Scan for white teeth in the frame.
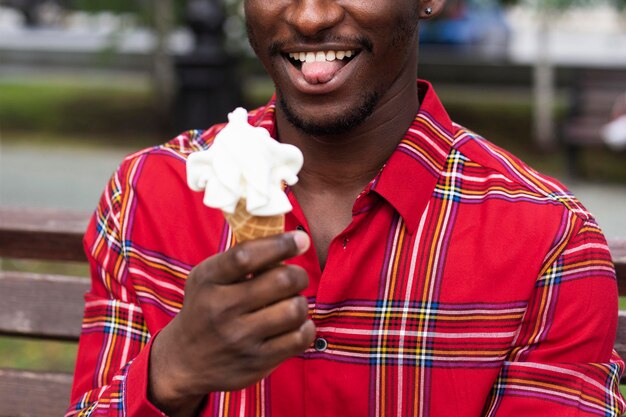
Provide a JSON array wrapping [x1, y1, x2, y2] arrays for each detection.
[[288, 50, 355, 63]]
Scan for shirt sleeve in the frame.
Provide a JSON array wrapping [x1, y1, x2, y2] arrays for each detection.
[[483, 215, 626, 417], [65, 160, 166, 417]]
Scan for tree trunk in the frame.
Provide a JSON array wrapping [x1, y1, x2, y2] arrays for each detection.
[[153, 0, 176, 130], [533, 11, 556, 150]]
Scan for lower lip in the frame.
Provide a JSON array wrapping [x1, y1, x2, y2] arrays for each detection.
[[283, 55, 360, 96]]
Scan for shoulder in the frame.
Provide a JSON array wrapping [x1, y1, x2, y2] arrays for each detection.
[[448, 124, 593, 223], [118, 102, 274, 171], [124, 126, 223, 167]]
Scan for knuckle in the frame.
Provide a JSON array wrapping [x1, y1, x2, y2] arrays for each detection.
[[287, 296, 308, 323], [297, 325, 315, 350], [274, 266, 308, 293], [230, 245, 252, 270], [185, 267, 202, 290], [183, 279, 196, 297], [292, 331, 306, 350], [273, 268, 296, 291], [288, 329, 309, 353], [203, 290, 232, 322], [290, 266, 309, 291], [222, 325, 250, 351]]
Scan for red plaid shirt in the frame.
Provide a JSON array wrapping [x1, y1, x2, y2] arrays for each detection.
[[68, 81, 625, 417]]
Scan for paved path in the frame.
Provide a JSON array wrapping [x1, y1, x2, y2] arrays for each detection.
[[0, 142, 131, 213], [2, 142, 625, 239]]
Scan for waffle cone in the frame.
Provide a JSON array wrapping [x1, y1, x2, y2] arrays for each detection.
[[223, 199, 285, 243]]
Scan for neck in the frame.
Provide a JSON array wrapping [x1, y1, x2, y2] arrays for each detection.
[[277, 78, 419, 194]]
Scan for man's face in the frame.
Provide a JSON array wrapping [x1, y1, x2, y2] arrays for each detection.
[[244, 0, 421, 136]]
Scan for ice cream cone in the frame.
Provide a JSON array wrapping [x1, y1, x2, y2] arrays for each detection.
[[187, 108, 303, 239], [223, 199, 285, 243]]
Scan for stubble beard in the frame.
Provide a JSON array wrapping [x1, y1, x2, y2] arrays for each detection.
[[277, 88, 381, 137]]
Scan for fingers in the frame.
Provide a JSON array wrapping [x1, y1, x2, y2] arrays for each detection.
[[238, 264, 309, 313], [258, 320, 317, 362], [169, 230, 314, 394], [243, 295, 310, 339], [193, 231, 310, 285]]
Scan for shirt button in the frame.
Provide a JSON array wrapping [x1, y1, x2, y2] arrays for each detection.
[[314, 337, 328, 352], [296, 225, 306, 232]]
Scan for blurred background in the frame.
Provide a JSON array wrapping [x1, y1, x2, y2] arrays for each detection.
[[0, 0, 625, 376]]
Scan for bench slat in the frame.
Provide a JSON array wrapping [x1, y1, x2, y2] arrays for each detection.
[[0, 271, 89, 341], [617, 312, 626, 367], [0, 207, 89, 262], [0, 368, 72, 417], [561, 68, 626, 177], [612, 239, 626, 297]]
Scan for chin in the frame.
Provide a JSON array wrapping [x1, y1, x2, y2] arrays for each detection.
[[277, 88, 380, 137]]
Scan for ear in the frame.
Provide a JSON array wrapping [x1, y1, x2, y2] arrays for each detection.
[[418, 0, 446, 19]]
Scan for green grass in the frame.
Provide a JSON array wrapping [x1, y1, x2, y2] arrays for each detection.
[[1, 258, 89, 276], [0, 337, 77, 373], [0, 77, 161, 146]]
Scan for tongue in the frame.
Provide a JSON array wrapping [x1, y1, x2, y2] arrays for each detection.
[[301, 60, 346, 84]]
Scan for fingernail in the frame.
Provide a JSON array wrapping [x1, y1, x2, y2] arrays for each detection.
[[293, 231, 310, 254]]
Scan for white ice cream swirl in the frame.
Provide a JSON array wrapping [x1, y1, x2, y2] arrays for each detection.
[[187, 108, 303, 216]]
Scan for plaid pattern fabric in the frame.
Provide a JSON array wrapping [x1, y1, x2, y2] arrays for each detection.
[[67, 81, 625, 417]]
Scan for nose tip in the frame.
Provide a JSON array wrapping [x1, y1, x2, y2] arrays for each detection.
[[285, 0, 344, 38]]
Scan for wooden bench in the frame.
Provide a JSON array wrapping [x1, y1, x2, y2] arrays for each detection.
[[1, 206, 626, 417], [0, 207, 88, 417], [561, 68, 626, 178]]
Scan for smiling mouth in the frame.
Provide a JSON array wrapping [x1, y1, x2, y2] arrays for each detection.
[[287, 49, 358, 67], [284, 49, 359, 85]]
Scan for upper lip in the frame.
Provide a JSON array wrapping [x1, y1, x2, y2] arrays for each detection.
[[281, 44, 362, 54]]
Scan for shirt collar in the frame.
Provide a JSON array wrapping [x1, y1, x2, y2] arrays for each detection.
[[369, 80, 456, 233], [248, 80, 456, 234]]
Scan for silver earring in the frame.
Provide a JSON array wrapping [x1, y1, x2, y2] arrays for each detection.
[[424, 7, 433, 15]]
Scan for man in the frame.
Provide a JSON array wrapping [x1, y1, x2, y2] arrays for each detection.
[[67, 0, 625, 416]]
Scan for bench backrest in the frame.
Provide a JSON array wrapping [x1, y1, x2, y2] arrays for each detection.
[[0, 207, 88, 417], [0, 206, 625, 417], [563, 68, 626, 147]]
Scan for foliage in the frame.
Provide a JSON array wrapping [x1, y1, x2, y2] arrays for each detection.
[[496, 0, 625, 9], [69, 0, 187, 25], [71, 0, 141, 14], [0, 79, 161, 143]]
